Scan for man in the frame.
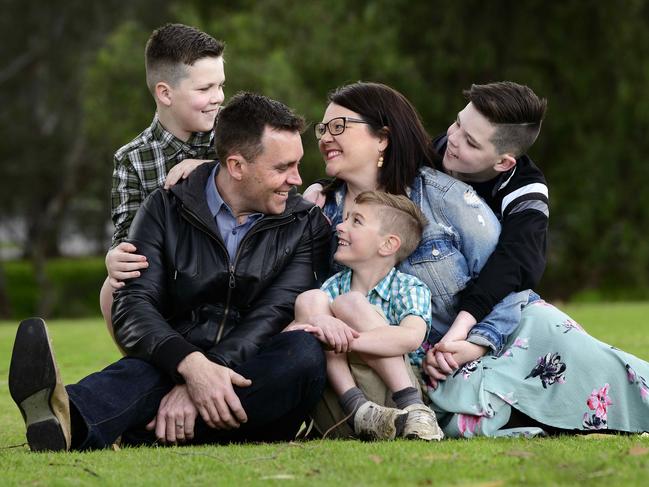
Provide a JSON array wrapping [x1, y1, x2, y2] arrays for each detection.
[[9, 92, 330, 451]]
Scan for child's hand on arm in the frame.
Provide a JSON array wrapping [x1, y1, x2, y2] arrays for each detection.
[[105, 243, 148, 289], [164, 159, 211, 189], [305, 314, 359, 353]]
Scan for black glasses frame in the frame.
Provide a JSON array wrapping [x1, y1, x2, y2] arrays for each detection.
[[314, 116, 369, 140]]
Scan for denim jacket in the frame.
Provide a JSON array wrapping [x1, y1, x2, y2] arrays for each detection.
[[322, 167, 530, 354]]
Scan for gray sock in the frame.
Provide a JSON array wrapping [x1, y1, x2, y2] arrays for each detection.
[[339, 387, 368, 427], [392, 386, 422, 409]]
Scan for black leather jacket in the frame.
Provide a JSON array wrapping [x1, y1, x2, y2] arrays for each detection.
[[112, 162, 330, 381]]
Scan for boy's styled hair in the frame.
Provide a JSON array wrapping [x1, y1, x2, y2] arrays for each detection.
[[145, 23, 224, 94], [464, 81, 547, 157], [215, 92, 305, 162], [355, 191, 428, 263]]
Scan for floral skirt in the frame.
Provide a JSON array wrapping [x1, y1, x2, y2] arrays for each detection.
[[422, 300, 649, 437]]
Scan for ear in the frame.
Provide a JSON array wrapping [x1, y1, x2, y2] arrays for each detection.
[[224, 154, 246, 181], [378, 234, 401, 258], [155, 81, 173, 107], [377, 127, 390, 152], [493, 154, 517, 173]]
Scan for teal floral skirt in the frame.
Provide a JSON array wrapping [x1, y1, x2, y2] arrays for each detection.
[[421, 300, 649, 437]]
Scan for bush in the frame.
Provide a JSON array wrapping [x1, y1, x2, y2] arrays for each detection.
[[4, 258, 105, 319]]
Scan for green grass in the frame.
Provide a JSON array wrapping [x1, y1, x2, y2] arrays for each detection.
[[2, 303, 649, 486]]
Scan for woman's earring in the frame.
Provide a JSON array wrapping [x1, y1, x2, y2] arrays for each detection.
[[377, 153, 384, 168]]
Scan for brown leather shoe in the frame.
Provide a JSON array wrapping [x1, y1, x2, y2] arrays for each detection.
[[9, 318, 71, 452]]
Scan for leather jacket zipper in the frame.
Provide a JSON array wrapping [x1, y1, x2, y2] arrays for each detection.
[[180, 205, 295, 344]]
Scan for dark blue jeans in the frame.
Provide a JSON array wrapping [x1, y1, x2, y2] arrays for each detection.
[[66, 331, 326, 450]]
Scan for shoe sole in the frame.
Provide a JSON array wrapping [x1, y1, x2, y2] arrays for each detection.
[[405, 430, 444, 441], [8, 318, 68, 452]]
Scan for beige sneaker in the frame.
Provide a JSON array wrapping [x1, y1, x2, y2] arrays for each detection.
[[402, 403, 444, 441], [353, 401, 408, 441], [9, 318, 71, 452]]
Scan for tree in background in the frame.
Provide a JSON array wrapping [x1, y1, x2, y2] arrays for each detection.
[[3, 0, 649, 318], [0, 0, 170, 315]]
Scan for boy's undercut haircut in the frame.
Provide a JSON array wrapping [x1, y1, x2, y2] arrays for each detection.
[[215, 92, 305, 162], [145, 23, 224, 95], [355, 191, 428, 263], [465, 81, 547, 157]]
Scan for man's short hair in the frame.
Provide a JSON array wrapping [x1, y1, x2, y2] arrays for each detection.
[[464, 81, 547, 157], [145, 23, 224, 94], [355, 191, 428, 263], [215, 92, 305, 162]]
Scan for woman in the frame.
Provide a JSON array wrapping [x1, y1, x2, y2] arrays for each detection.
[[308, 81, 649, 437]]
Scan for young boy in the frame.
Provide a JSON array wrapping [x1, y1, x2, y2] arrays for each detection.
[[428, 81, 548, 378], [289, 191, 443, 441], [100, 23, 226, 331]]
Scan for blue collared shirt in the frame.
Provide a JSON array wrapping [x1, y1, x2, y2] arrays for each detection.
[[205, 164, 263, 260]]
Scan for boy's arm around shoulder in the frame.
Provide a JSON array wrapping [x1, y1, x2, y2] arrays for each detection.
[[459, 161, 548, 322]]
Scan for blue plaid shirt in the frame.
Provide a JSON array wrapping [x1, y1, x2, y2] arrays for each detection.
[[320, 267, 432, 335]]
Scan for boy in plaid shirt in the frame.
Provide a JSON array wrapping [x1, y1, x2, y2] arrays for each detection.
[[287, 191, 443, 441], [100, 24, 225, 334]]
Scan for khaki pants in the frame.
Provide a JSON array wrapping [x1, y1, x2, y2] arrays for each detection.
[[310, 352, 423, 438]]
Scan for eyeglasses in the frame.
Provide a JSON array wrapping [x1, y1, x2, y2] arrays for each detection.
[[314, 117, 369, 140]]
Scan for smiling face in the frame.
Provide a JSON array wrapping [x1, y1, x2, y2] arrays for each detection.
[[442, 102, 506, 183], [238, 127, 304, 215], [166, 56, 225, 140], [317, 103, 386, 186], [334, 202, 387, 267]]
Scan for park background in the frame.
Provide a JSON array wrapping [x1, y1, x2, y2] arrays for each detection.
[[2, 0, 649, 319]]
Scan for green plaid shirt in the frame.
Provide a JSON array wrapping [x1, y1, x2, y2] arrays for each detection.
[[110, 114, 217, 247]]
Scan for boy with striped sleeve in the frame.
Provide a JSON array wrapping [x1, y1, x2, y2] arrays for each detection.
[[429, 81, 548, 372]]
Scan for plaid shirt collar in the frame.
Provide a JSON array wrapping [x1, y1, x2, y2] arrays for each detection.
[[150, 114, 214, 160], [340, 267, 398, 301]]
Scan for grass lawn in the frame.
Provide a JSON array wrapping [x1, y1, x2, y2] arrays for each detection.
[[2, 302, 649, 486]]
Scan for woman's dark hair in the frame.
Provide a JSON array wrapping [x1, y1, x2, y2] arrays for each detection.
[[324, 82, 437, 196]]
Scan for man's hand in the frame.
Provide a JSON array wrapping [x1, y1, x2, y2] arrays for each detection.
[[306, 314, 359, 353], [178, 352, 252, 430], [164, 159, 209, 189], [302, 183, 326, 208], [146, 384, 197, 443], [105, 242, 148, 288]]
